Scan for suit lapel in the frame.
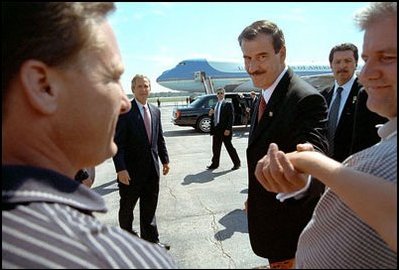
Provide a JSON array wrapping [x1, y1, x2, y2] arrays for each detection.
[[148, 104, 155, 145], [335, 78, 360, 133], [132, 99, 151, 144], [220, 101, 226, 117], [325, 87, 334, 106], [249, 69, 291, 146]]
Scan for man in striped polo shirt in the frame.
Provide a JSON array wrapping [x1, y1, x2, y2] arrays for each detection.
[[255, 2, 397, 268], [2, 3, 176, 268]]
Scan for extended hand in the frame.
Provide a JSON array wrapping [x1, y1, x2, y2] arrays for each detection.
[[255, 143, 308, 193], [208, 108, 214, 116]]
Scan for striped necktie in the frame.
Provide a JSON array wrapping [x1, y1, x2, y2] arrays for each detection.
[[327, 87, 343, 156]]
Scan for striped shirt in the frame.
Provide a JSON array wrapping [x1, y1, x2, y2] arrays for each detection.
[[2, 165, 177, 269], [296, 118, 397, 268]]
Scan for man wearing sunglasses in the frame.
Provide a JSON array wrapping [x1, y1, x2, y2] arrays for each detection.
[[207, 87, 241, 171]]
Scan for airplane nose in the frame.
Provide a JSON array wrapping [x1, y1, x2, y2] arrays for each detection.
[[156, 70, 169, 83], [156, 74, 163, 83]]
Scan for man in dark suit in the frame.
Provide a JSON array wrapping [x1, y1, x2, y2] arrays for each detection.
[[238, 20, 329, 268], [245, 91, 258, 127], [248, 91, 258, 113], [321, 43, 387, 162], [113, 74, 170, 250], [207, 87, 241, 170]]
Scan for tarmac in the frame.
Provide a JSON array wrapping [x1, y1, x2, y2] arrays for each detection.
[[92, 102, 268, 269]]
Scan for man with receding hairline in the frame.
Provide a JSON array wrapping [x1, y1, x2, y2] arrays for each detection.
[[238, 19, 328, 268], [2, 3, 176, 268]]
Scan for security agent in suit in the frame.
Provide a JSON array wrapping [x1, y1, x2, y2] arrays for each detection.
[[207, 87, 241, 170], [245, 91, 258, 125], [238, 20, 328, 268], [321, 43, 387, 162], [249, 91, 258, 113], [112, 74, 170, 250]]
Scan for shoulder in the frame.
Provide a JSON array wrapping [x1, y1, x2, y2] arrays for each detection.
[[319, 82, 334, 94], [149, 103, 160, 112], [63, 205, 177, 268], [223, 101, 233, 108], [93, 225, 177, 268], [288, 75, 324, 100]]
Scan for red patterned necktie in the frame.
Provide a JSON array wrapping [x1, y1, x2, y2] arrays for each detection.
[[258, 95, 266, 123], [143, 105, 152, 143]]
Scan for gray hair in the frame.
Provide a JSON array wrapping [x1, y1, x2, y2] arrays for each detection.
[[354, 2, 397, 30], [2, 2, 115, 102]]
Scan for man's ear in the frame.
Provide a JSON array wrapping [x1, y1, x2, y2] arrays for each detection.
[[19, 60, 59, 114], [279, 46, 286, 62]]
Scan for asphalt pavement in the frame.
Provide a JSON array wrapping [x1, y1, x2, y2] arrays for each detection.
[[92, 102, 267, 269]]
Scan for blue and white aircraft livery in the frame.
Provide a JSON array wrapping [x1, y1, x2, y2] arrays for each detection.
[[156, 58, 334, 92]]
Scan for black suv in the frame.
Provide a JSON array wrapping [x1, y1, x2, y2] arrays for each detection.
[[172, 93, 254, 133]]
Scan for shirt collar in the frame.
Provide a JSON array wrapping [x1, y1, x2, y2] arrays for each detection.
[[261, 66, 288, 103], [334, 75, 356, 93], [378, 117, 397, 141], [2, 165, 107, 213], [135, 99, 148, 108]]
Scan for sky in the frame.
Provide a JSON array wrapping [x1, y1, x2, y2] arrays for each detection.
[[108, 2, 370, 93]]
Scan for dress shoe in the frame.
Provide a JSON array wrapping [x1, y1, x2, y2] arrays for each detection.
[[231, 164, 241, 170], [155, 242, 170, 250], [206, 164, 218, 170], [129, 229, 139, 237]]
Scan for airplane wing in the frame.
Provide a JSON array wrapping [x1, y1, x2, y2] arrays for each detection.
[[301, 73, 335, 91]]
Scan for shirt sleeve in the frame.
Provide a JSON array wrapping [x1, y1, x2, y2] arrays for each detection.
[[275, 175, 312, 202]]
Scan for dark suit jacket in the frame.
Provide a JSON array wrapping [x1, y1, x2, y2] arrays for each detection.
[[321, 78, 387, 162], [247, 68, 328, 260], [248, 95, 258, 121], [112, 100, 169, 182], [249, 95, 258, 113], [210, 101, 234, 137]]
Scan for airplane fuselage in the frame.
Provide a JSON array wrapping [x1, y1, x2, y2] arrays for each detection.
[[156, 59, 333, 92]]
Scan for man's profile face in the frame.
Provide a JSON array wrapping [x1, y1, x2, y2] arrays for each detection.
[[56, 21, 130, 166]]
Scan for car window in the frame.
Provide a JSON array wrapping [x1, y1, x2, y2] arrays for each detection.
[[208, 97, 217, 108], [190, 97, 205, 108]]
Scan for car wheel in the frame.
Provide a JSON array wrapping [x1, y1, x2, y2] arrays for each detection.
[[196, 116, 211, 133]]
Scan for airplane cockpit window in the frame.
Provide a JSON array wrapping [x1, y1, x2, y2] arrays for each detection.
[[178, 61, 186, 66]]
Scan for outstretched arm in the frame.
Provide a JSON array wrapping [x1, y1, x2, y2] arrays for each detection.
[[286, 150, 396, 251]]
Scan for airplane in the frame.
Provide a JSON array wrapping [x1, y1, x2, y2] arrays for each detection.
[[156, 58, 335, 93]]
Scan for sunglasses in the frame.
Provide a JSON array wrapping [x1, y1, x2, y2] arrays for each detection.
[[216, 92, 224, 95]]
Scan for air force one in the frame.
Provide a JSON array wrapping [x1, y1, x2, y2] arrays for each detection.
[[156, 58, 334, 93]]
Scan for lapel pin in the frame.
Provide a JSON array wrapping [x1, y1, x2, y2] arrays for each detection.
[[269, 111, 273, 117], [352, 96, 357, 104]]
